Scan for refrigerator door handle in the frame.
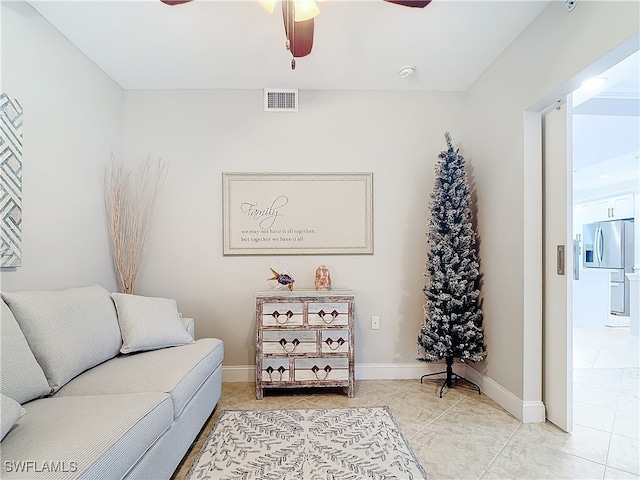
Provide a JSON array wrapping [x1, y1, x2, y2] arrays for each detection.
[[598, 226, 604, 264], [594, 226, 601, 264]]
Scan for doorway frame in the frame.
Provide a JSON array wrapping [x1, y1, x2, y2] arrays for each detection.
[[522, 35, 640, 425]]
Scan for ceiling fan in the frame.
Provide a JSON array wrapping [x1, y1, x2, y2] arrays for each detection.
[[160, 0, 431, 70]]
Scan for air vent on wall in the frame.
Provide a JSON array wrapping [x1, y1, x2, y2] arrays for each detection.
[[264, 89, 298, 112]]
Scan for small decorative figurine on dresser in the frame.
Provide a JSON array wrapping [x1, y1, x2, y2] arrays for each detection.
[[268, 267, 295, 290], [315, 265, 331, 291]]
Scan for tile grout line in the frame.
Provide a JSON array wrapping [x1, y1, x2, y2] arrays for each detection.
[[406, 394, 468, 439], [591, 327, 611, 368], [483, 423, 618, 479], [476, 421, 523, 479], [530, 428, 612, 472], [603, 376, 631, 477], [601, 432, 612, 480], [572, 398, 618, 434]]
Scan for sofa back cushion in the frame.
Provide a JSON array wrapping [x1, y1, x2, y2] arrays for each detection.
[[0, 300, 51, 403], [2, 285, 122, 392]]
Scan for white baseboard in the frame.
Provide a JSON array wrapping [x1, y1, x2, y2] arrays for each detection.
[[522, 401, 546, 423], [462, 365, 545, 423], [221, 362, 545, 423], [355, 362, 449, 379], [222, 365, 255, 383]]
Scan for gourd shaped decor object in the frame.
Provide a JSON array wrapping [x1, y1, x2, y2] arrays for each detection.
[[315, 265, 331, 291]]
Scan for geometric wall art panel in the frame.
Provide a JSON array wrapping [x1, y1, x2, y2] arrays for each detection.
[[0, 93, 23, 267]]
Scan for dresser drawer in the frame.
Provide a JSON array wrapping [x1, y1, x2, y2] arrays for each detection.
[[262, 330, 316, 354], [307, 302, 349, 326], [261, 358, 290, 383], [261, 302, 304, 326], [321, 329, 350, 353], [294, 357, 349, 381]]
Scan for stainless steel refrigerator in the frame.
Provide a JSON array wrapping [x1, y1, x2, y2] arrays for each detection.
[[583, 219, 635, 315]]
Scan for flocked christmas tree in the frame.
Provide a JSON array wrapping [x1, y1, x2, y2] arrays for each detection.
[[418, 133, 486, 397]]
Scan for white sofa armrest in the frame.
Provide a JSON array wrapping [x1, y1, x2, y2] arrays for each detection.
[[181, 317, 195, 339]]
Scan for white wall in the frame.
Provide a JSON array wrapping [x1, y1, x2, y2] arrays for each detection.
[[123, 89, 466, 367], [464, 1, 639, 403], [0, 1, 124, 292]]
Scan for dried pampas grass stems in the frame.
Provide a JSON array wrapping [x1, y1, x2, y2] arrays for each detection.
[[105, 154, 167, 294]]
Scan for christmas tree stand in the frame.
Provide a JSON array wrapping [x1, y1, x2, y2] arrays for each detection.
[[420, 356, 482, 398]]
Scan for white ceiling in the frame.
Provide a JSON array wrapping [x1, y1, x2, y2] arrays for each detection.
[[572, 51, 639, 197], [27, 0, 552, 91], [22, 0, 639, 196]]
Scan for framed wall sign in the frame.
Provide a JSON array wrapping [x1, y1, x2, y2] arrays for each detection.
[[223, 172, 373, 255]]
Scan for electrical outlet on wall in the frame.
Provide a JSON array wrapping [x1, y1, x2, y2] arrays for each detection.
[[371, 315, 380, 330]]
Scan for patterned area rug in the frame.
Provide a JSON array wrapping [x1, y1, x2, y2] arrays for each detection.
[[186, 406, 429, 480]]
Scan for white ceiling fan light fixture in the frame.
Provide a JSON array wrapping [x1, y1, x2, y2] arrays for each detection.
[[255, 0, 432, 70], [257, 0, 277, 14], [294, 0, 321, 22], [399, 66, 416, 78], [258, 0, 321, 20]]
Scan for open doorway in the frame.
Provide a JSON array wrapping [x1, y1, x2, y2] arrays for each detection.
[[570, 50, 639, 437]]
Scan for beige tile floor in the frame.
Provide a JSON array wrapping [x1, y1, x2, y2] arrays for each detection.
[[572, 322, 639, 480], [172, 320, 639, 480], [574, 318, 638, 370]]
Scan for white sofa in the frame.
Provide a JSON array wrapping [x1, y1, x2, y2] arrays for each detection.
[[0, 285, 224, 479]]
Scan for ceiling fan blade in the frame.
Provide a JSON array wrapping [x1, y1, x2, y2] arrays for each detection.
[[288, 20, 314, 58], [383, 0, 432, 7], [160, 0, 194, 5], [282, 0, 314, 58]]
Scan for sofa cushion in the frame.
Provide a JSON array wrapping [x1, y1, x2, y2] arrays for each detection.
[[112, 293, 195, 354], [56, 338, 224, 418], [0, 392, 172, 479], [1, 285, 122, 392], [0, 394, 25, 441], [0, 300, 51, 403]]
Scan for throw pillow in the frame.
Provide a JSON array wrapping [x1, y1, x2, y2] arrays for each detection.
[[2, 285, 122, 393], [1, 393, 26, 441], [112, 293, 194, 354], [0, 300, 51, 403]]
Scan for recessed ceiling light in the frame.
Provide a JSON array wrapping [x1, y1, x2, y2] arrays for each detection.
[[399, 66, 416, 78], [581, 76, 608, 90], [599, 174, 609, 179]]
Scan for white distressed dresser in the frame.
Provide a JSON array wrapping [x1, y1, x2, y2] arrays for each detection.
[[255, 290, 355, 399]]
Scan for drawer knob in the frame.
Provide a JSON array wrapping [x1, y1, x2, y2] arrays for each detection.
[[324, 337, 346, 350], [311, 365, 332, 380], [265, 365, 287, 382], [279, 337, 300, 353]]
